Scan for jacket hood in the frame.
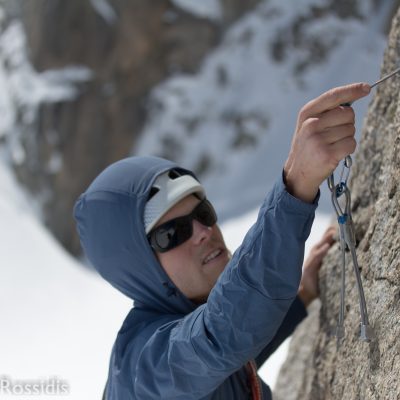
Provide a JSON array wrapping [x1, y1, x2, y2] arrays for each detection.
[[73, 156, 199, 315]]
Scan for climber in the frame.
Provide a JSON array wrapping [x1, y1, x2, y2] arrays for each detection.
[[73, 82, 370, 399]]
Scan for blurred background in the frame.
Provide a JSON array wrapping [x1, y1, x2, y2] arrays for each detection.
[[0, 0, 397, 398]]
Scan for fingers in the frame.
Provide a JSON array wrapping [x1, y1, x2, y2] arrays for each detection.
[[321, 124, 356, 145], [301, 107, 357, 161], [329, 136, 357, 162], [299, 83, 370, 123], [318, 106, 355, 130], [303, 240, 331, 281], [325, 225, 337, 237], [321, 225, 336, 241], [285, 83, 369, 203], [314, 226, 336, 250], [301, 106, 355, 141], [315, 242, 331, 260]]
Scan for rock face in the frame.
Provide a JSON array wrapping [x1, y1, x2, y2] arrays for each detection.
[[274, 7, 400, 400], [13, 0, 259, 255]]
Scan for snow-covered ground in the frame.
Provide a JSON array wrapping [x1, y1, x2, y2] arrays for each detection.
[[0, 153, 331, 399], [0, 158, 132, 399]]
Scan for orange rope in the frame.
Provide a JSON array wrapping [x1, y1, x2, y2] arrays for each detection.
[[246, 360, 262, 400]]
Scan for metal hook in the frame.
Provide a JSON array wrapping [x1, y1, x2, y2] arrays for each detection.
[[327, 156, 353, 197]]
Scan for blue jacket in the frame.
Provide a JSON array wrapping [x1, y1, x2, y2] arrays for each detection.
[[73, 156, 318, 399]]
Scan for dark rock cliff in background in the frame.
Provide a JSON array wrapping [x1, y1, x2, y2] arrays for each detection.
[[2, 0, 397, 260], [274, 6, 400, 399], [8, 0, 259, 256]]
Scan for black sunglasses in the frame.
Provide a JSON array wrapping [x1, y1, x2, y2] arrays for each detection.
[[147, 199, 217, 253]]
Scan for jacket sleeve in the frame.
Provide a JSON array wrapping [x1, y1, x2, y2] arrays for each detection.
[[254, 295, 307, 368], [134, 175, 318, 399]]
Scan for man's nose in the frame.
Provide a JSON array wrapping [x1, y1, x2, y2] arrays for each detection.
[[191, 219, 213, 245]]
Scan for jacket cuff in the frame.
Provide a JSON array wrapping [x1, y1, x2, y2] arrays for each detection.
[[279, 169, 320, 214]]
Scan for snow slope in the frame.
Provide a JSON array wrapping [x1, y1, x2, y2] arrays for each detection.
[[0, 157, 132, 399]]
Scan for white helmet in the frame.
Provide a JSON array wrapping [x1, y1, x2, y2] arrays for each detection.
[[144, 169, 205, 234]]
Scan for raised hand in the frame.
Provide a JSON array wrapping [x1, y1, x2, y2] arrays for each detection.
[[284, 83, 370, 203]]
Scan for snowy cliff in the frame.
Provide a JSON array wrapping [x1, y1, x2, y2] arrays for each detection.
[[0, 0, 392, 255]]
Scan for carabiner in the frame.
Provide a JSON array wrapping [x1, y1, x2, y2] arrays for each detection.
[[327, 156, 352, 197], [339, 156, 352, 188]]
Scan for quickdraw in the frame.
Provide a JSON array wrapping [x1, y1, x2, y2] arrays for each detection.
[[327, 66, 400, 342], [328, 156, 374, 341]]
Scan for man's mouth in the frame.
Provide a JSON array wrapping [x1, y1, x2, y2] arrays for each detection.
[[202, 249, 223, 265]]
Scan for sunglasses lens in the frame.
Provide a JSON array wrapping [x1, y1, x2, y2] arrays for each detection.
[[154, 225, 176, 250], [152, 217, 192, 252], [149, 199, 217, 253], [194, 200, 217, 226], [174, 218, 193, 245]]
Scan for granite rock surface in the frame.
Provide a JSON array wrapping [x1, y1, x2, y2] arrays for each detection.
[[274, 7, 400, 400]]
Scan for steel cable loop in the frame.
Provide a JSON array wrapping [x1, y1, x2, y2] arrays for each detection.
[[327, 160, 374, 341]]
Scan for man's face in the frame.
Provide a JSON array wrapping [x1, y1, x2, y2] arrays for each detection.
[[155, 195, 230, 304]]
